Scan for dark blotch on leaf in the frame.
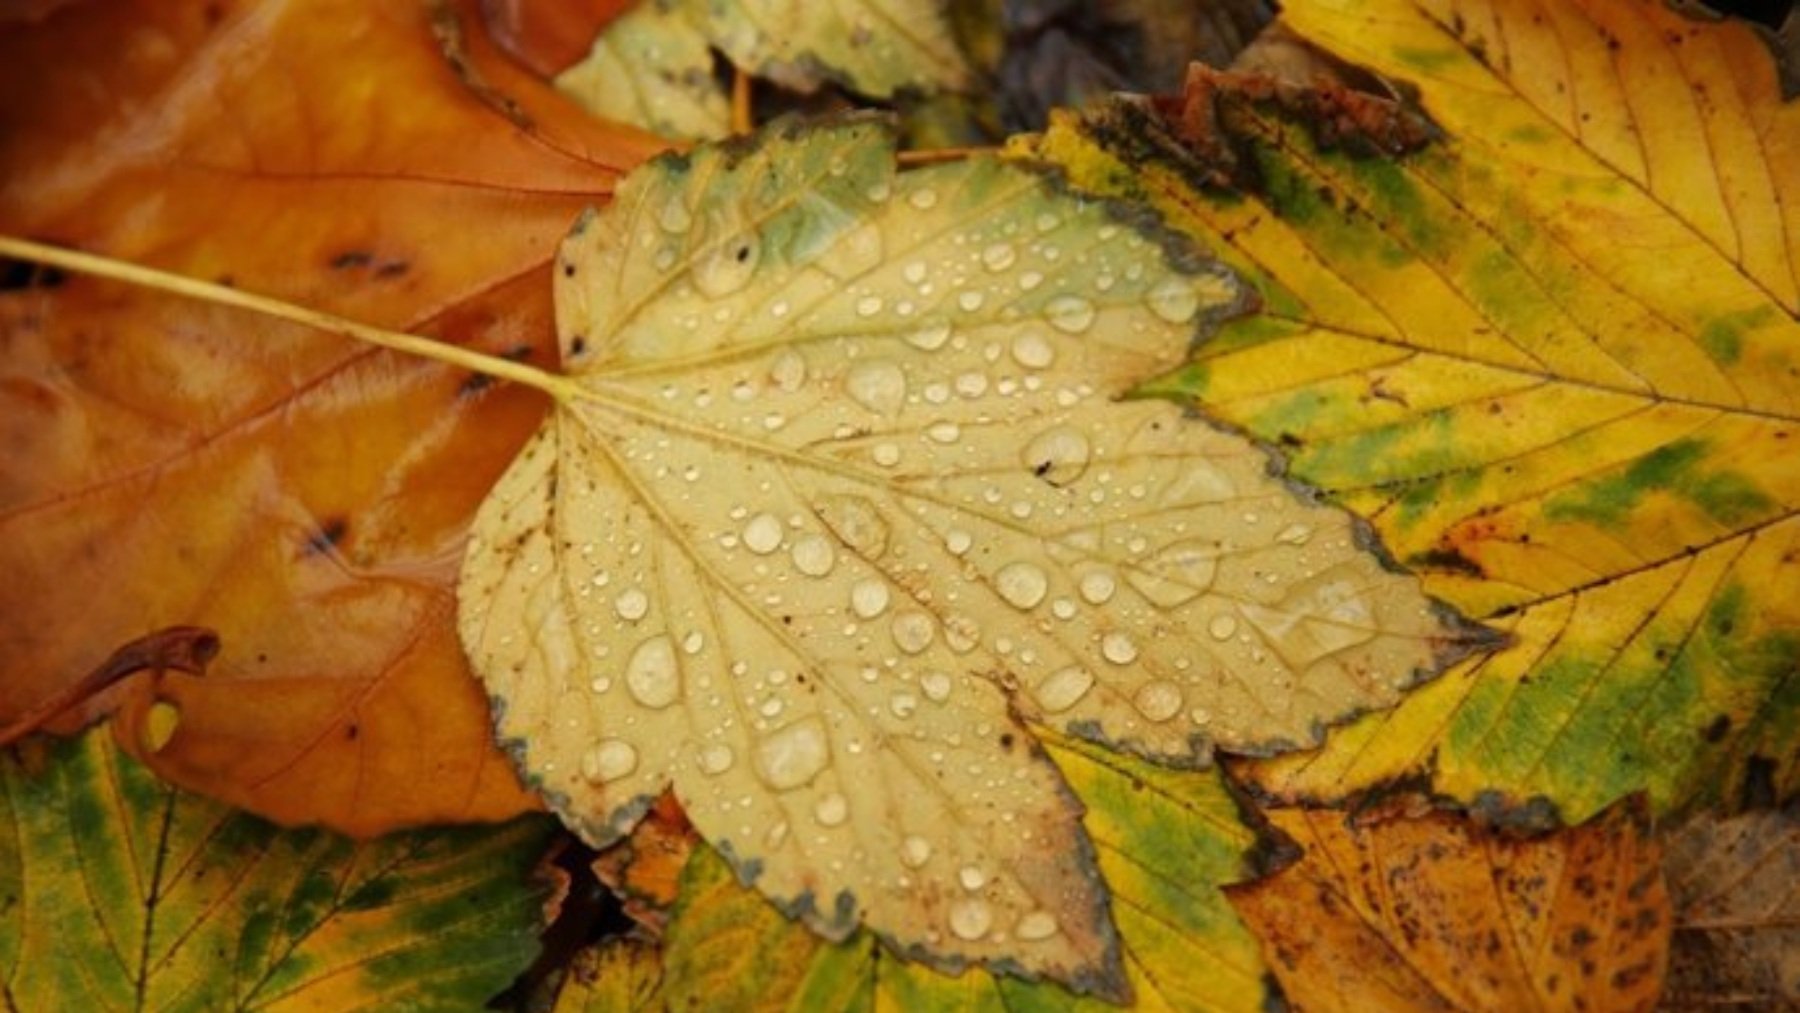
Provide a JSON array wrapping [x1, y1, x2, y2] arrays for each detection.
[[304, 517, 348, 555], [1741, 754, 1778, 808], [0, 257, 67, 290], [1703, 714, 1732, 742]]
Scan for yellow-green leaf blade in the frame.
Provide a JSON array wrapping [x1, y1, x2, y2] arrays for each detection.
[[1032, 0, 1800, 821], [556, 2, 731, 142], [697, 0, 970, 98], [460, 118, 1476, 991], [0, 729, 556, 1010], [654, 732, 1276, 1012]]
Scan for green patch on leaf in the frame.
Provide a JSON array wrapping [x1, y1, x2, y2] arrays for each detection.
[[1545, 438, 1774, 527]]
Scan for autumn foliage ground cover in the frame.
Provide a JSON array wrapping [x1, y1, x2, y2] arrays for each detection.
[[1, 0, 1796, 1009]]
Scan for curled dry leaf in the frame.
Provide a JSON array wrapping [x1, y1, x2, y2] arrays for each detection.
[[1228, 802, 1672, 1012], [0, 0, 664, 833], [457, 117, 1486, 991]]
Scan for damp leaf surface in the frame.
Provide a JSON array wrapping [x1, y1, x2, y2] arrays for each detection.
[[457, 118, 1476, 989], [1227, 802, 1672, 1012], [1034, 0, 1800, 822], [0, 729, 557, 1010]]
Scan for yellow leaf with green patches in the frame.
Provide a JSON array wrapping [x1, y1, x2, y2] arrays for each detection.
[[575, 0, 971, 103], [557, 1, 732, 142], [457, 116, 1481, 994], [0, 729, 555, 1009], [1027, 0, 1800, 822], [653, 732, 1278, 1012]]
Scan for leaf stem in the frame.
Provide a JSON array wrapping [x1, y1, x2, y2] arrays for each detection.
[[0, 235, 579, 401]]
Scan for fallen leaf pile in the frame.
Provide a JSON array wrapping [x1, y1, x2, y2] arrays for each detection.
[[1, 0, 1793, 1009]]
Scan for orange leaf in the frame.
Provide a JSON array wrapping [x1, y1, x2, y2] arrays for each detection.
[[591, 792, 698, 937], [479, 0, 636, 77], [1227, 802, 1671, 1012], [0, 0, 667, 834]]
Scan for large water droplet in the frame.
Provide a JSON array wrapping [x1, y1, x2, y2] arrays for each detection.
[[845, 359, 907, 415], [908, 187, 938, 210], [814, 792, 849, 827], [949, 899, 994, 940], [1045, 295, 1096, 333], [904, 320, 951, 351], [1022, 426, 1092, 486], [1016, 911, 1060, 941], [614, 588, 650, 622], [1146, 276, 1200, 323], [819, 495, 891, 558], [1208, 613, 1239, 640], [851, 579, 891, 619], [981, 242, 1016, 272], [755, 717, 830, 790], [768, 349, 807, 391], [900, 835, 932, 868], [625, 635, 681, 709], [693, 231, 760, 298], [1078, 569, 1117, 605], [743, 513, 783, 555], [1101, 632, 1139, 665], [699, 743, 735, 775], [1127, 538, 1222, 608], [1010, 331, 1056, 369], [943, 614, 981, 653], [1133, 680, 1183, 722], [958, 864, 987, 891], [995, 562, 1049, 610], [791, 533, 836, 577], [581, 739, 639, 783], [891, 610, 935, 654], [1036, 666, 1094, 713], [658, 195, 693, 234], [920, 671, 952, 702]]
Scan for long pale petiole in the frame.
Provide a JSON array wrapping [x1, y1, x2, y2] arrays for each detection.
[[0, 235, 580, 401]]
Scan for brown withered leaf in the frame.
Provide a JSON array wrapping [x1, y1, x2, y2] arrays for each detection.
[[0, 0, 665, 834], [1228, 801, 1671, 1011], [1662, 805, 1800, 1010]]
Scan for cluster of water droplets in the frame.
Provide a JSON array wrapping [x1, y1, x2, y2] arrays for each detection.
[[485, 132, 1451, 967]]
